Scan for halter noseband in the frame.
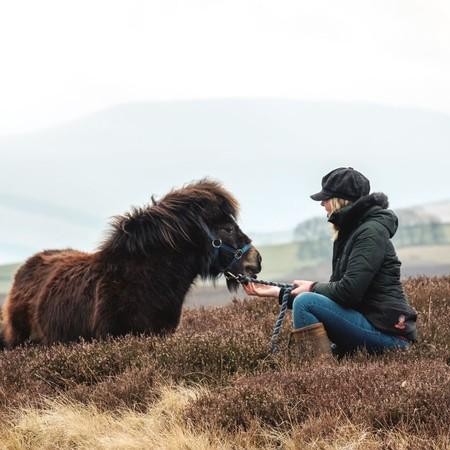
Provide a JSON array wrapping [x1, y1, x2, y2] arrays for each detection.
[[199, 219, 252, 276]]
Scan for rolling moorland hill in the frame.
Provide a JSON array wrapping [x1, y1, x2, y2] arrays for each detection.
[[0, 275, 448, 448], [1, 99, 449, 307], [1, 99, 450, 263]]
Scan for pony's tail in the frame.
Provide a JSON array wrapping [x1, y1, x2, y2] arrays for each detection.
[[0, 329, 5, 350], [0, 313, 7, 350]]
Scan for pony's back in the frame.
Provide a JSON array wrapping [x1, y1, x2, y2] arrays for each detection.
[[2, 249, 96, 347]]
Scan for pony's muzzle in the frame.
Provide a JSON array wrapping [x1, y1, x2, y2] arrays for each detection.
[[242, 246, 262, 276]]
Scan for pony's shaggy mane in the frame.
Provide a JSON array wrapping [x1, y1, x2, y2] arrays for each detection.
[[99, 179, 240, 257]]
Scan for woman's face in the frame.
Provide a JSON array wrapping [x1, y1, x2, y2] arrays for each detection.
[[321, 199, 333, 216]]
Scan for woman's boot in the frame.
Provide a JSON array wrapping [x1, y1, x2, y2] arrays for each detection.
[[288, 322, 332, 360]]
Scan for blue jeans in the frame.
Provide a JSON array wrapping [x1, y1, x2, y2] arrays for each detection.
[[292, 292, 410, 355]]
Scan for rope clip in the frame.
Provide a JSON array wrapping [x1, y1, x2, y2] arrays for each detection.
[[225, 271, 244, 282]]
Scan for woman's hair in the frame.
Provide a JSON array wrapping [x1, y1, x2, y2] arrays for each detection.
[[328, 197, 352, 240]]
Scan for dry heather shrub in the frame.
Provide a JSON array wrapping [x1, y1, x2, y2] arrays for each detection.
[[403, 276, 450, 356], [0, 344, 67, 411], [0, 337, 159, 413], [67, 366, 158, 412], [48, 329, 276, 406], [150, 329, 275, 383], [31, 338, 156, 387], [0, 324, 278, 414], [186, 359, 450, 437], [179, 296, 283, 335]]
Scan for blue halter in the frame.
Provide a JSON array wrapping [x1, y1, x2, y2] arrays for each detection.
[[199, 219, 253, 274]]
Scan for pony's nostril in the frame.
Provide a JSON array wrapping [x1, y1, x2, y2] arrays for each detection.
[[244, 263, 261, 275]]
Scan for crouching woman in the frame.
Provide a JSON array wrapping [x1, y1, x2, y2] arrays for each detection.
[[244, 167, 417, 358]]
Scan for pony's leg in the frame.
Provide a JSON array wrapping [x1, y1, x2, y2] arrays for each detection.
[[2, 293, 31, 348]]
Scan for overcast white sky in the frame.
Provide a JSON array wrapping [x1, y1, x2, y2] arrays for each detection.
[[1, 0, 449, 135]]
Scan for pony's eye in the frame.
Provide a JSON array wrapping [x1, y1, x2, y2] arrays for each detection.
[[223, 225, 234, 234]]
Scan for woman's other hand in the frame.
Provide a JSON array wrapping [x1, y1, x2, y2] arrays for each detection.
[[243, 282, 281, 298], [291, 280, 314, 296]]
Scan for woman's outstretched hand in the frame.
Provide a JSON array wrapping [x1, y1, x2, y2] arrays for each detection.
[[243, 282, 281, 298]]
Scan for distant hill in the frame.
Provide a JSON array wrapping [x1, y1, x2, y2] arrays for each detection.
[[1, 99, 450, 263]]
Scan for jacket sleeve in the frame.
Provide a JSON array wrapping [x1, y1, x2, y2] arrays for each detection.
[[311, 225, 387, 308]]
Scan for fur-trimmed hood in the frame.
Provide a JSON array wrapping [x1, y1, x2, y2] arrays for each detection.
[[328, 192, 398, 237]]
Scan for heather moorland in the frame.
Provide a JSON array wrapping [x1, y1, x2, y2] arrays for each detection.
[[0, 276, 448, 449]]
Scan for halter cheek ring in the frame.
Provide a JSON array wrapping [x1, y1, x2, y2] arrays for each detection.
[[212, 239, 222, 248]]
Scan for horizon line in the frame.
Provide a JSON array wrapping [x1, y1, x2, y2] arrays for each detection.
[[1, 97, 449, 138]]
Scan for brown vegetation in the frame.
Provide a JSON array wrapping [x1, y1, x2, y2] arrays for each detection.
[[0, 276, 448, 448]]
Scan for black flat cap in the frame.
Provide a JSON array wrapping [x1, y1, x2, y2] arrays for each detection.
[[310, 167, 370, 202]]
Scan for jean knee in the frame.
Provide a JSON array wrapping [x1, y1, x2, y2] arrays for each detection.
[[292, 292, 323, 328], [292, 292, 320, 312]]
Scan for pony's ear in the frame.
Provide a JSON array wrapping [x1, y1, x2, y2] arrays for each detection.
[[120, 215, 137, 234]]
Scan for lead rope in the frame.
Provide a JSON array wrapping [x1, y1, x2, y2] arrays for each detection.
[[226, 273, 294, 353]]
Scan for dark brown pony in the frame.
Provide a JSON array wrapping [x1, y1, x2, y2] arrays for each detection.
[[2, 179, 261, 348]]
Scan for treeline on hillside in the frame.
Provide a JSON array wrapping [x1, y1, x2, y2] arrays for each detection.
[[295, 220, 450, 261]]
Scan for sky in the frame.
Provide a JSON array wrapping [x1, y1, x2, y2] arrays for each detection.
[[1, 0, 450, 264], [1, 0, 450, 135]]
